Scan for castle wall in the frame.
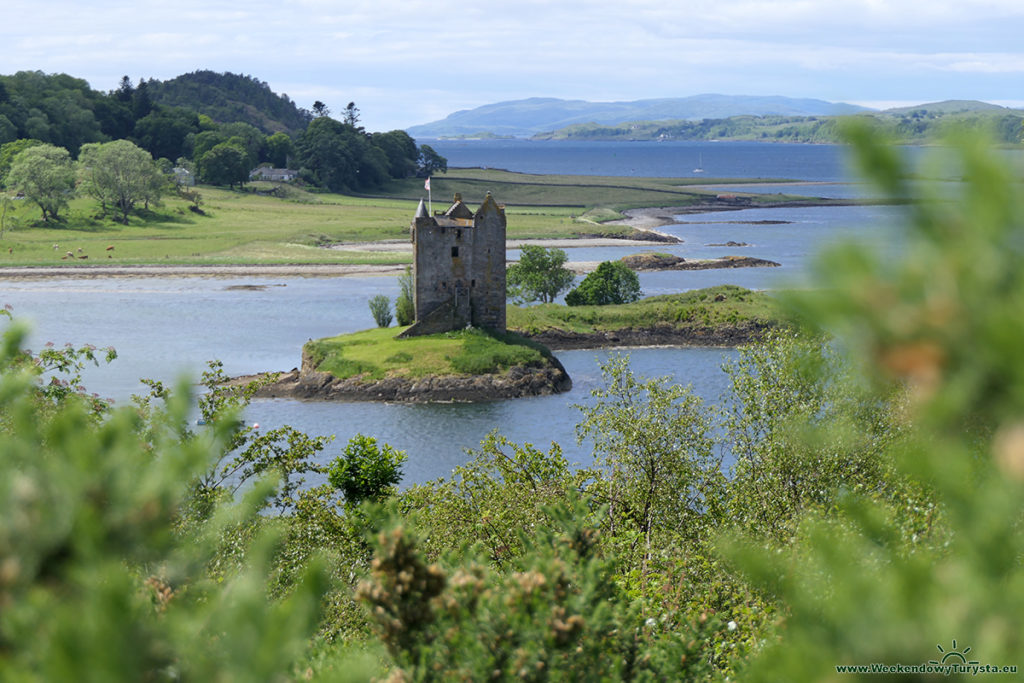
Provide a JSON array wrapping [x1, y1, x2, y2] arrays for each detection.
[[470, 195, 506, 331]]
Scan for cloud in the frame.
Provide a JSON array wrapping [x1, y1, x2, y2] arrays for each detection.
[[2, 0, 1021, 130]]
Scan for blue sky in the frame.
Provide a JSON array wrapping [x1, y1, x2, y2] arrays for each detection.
[[4, 0, 1023, 132]]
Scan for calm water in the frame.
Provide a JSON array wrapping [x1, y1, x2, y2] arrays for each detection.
[[0, 140, 905, 484], [429, 139, 856, 180]]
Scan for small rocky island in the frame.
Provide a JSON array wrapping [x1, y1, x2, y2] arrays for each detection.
[[243, 330, 571, 402], [620, 252, 781, 271], [241, 192, 573, 403]]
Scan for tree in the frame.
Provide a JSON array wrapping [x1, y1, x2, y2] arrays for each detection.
[[342, 101, 361, 128], [0, 138, 44, 187], [506, 245, 576, 304], [311, 100, 330, 118], [576, 355, 724, 561], [395, 266, 415, 326], [328, 434, 406, 507], [265, 131, 294, 168], [417, 144, 447, 177], [295, 116, 360, 191], [6, 143, 75, 222], [565, 260, 641, 306], [78, 140, 165, 223], [371, 130, 418, 178], [199, 142, 249, 188], [132, 107, 199, 161], [368, 294, 393, 327]]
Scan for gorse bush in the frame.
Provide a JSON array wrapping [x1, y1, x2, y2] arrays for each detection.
[[359, 499, 722, 681]]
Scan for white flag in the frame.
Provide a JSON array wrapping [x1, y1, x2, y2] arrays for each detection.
[[424, 177, 431, 191]]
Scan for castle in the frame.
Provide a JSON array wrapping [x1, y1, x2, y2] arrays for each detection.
[[399, 192, 506, 337]]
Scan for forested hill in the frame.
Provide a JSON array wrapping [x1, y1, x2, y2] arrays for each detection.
[[0, 70, 444, 195], [533, 101, 1024, 144], [147, 71, 311, 135]]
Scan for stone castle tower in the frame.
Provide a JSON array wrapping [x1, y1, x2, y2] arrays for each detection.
[[399, 192, 506, 337]]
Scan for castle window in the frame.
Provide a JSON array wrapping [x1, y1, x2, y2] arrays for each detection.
[[451, 246, 459, 258], [471, 279, 476, 287], [456, 229, 462, 240]]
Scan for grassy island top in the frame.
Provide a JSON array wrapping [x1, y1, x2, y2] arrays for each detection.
[[304, 327, 554, 380], [507, 285, 782, 334]]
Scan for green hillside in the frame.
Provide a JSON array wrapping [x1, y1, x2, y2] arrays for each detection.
[[535, 102, 1024, 145], [147, 71, 312, 134]]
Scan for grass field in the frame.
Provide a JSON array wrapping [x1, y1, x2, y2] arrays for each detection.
[[0, 170, 804, 267]]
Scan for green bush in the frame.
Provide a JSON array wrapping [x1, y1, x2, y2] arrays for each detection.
[[566, 260, 642, 306], [368, 294, 392, 328], [328, 434, 406, 508], [721, 128, 1024, 679], [395, 266, 414, 326]]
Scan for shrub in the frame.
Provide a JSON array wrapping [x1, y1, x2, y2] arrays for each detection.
[[328, 434, 406, 507], [395, 266, 415, 326], [368, 294, 392, 328]]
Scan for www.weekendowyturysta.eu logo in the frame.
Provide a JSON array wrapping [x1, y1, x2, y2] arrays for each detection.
[[835, 640, 1018, 676], [930, 640, 976, 667]]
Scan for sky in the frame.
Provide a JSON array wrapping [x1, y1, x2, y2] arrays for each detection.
[[4, 0, 1024, 132]]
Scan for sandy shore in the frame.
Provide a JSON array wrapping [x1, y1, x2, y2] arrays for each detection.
[[0, 232, 677, 279]]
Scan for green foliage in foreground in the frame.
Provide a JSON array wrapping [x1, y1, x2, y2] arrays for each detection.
[[0, 324, 339, 681], [509, 284, 781, 335], [304, 326, 550, 380], [718, 124, 1024, 680]]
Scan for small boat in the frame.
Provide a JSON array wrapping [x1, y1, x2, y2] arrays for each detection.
[[693, 153, 705, 173]]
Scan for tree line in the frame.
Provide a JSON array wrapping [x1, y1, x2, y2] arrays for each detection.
[[0, 70, 445, 223]]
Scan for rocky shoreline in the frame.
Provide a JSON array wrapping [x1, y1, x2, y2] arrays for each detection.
[[234, 350, 573, 403], [519, 320, 776, 350]]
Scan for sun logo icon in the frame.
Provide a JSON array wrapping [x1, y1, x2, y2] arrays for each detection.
[[929, 640, 979, 666]]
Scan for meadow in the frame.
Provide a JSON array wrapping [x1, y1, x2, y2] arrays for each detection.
[[0, 170, 802, 266]]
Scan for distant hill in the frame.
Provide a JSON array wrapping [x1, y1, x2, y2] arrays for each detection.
[[406, 95, 870, 138], [147, 71, 312, 135], [882, 100, 1012, 115]]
